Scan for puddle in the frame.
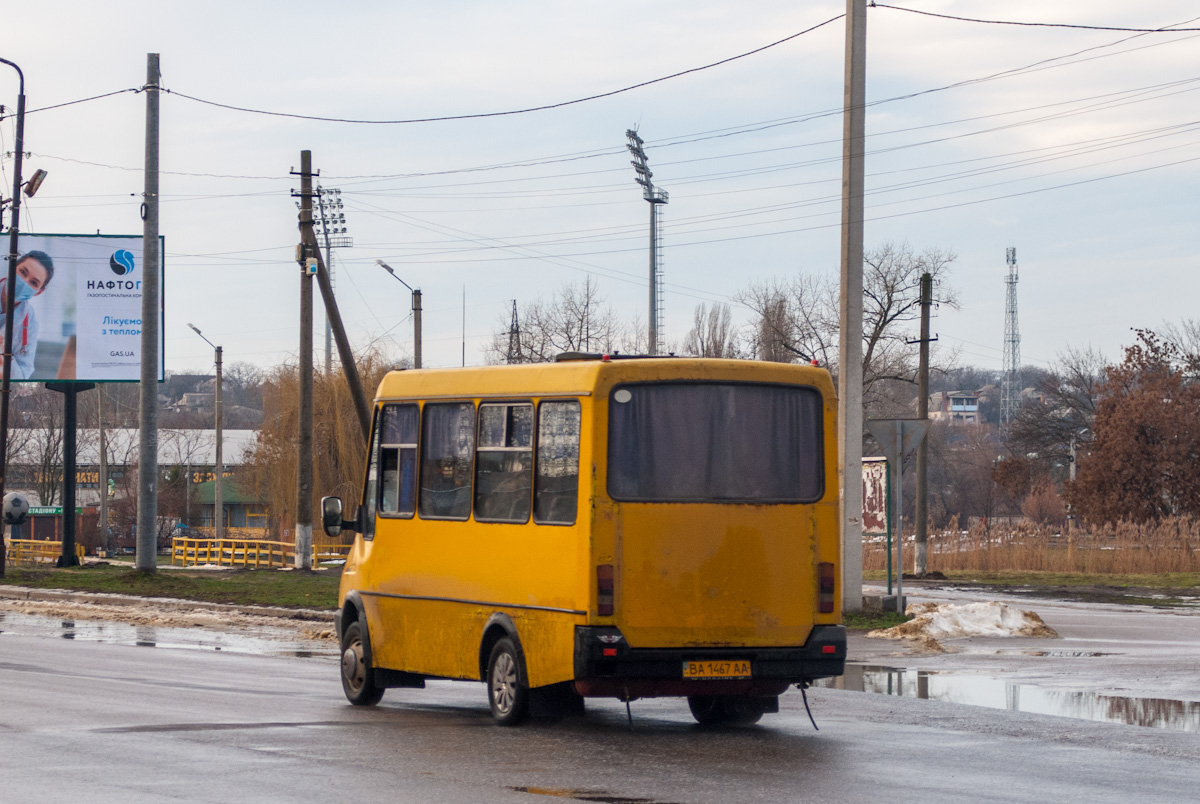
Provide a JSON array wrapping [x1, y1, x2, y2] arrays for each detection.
[[819, 664, 1200, 733], [0, 610, 338, 659], [510, 788, 683, 804]]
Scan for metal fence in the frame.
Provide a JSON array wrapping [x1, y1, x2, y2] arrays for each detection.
[[6, 539, 87, 566], [171, 537, 351, 568]]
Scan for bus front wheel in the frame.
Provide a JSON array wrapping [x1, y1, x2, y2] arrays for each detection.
[[487, 638, 530, 726], [687, 695, 765, 726], [341, 621, 385, 706]]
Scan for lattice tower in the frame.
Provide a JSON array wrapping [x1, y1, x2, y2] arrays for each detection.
[[1001, 247, 1021, 430], [506, 300, 523, 364]]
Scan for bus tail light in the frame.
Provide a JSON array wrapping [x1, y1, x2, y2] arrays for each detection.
[[597, 564, 615, 616], [818, 562, 835, 613]]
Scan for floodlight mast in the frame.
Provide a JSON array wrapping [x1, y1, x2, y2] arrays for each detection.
[[626, 130, 668, 355]]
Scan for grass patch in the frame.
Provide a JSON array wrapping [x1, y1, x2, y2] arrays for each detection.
[[0, 563, 341, 609], [843, 610, 910, 631]]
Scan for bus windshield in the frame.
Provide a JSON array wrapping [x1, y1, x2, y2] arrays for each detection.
[[607, 382, 823, 503]]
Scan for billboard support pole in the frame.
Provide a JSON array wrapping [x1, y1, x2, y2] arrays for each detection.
[[136, 53, 161, 573], [0, 57, 27, 579], [47, 382, 94, 566]]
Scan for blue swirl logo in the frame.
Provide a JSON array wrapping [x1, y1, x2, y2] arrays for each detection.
[[110, 250, 135, 276]]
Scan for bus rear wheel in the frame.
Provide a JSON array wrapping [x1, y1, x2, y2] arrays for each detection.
[[687, 695, 765, 726], [341, 621, 384, 706], [487, 638, 530, 726]]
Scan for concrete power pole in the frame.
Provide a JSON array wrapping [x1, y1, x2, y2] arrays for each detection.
[[838, 0, 867, 612], [293, 151, 315, 570], [136, 53, 161, 573], [914, 272, 933, 575], [626, 130, 668, 354]]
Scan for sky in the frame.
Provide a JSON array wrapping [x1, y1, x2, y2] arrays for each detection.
[[2, 1, 1198, 379]]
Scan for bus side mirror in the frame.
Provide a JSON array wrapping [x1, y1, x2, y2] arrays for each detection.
[[321, 496, 355, 538]]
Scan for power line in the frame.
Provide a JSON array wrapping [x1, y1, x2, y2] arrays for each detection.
[[873, 4, 1200, 33], [0, 88, 141, 123], [160, 14, 844, 125]]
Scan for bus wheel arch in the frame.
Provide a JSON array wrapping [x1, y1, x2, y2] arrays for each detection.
[[478, 613, 524, 681], [479, 614, 531, 725]]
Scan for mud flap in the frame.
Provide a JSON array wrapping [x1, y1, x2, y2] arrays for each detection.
[[528, 681, 586, 719]]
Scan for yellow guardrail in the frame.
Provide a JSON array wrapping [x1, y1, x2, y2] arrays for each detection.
[[171, 537, 351, 568], [6, 539, 87, 565]]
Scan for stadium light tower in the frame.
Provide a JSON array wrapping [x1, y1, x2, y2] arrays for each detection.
[[626, 129, 668, 355]]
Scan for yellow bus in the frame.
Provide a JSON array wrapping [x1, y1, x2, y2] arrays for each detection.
[[321, 354, 845, 726]]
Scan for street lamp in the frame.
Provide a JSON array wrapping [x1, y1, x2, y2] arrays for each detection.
[[0, 57, 37, 578], [188, 324, 223, 540], [376, 259, 422, 369]]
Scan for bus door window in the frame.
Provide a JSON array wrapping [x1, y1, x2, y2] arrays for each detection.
[[419, 402, 476, 520], [379, 404, 419, 517], [474, 402, 534, 522], [534, 400, 581, 525], [361, 409, 383, 540]]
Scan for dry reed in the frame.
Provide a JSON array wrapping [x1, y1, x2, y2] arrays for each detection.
[[863, 515, 1200, 575]]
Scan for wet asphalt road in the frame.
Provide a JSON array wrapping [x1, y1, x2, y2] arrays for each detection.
[[2, 624, 1198, 804]]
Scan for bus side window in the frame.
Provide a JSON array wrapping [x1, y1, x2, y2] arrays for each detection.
[[419, 402, 476, 520], [475, 402, 533, 523], [379, 404, 419, 517], [534, 400, 581, 525]]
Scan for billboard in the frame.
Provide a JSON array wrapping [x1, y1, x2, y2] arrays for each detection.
[[8, 234, 164, 382]]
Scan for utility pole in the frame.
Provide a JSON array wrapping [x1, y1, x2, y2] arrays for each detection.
[[136, 52, 161, 573], [293, 151, 315, 570], [914, 272, 934, 575], [838, 0, 867, 612], [298, 183, 369, 439], [626, 130, 668, 354]]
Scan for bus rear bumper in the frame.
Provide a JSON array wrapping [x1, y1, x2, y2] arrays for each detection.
[[572, 624, 846, 699]]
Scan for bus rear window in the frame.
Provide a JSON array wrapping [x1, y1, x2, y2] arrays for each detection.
[[607, 382, 823, 503]]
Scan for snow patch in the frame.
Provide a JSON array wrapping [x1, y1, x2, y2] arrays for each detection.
[[867, 601, 1058, 649]]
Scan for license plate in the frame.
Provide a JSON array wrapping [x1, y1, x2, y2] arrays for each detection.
[[682, 660, 751, 680]]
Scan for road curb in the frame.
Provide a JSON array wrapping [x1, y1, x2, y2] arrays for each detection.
[[0, 585, 336, 622]]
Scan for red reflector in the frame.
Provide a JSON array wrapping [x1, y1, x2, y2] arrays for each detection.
[[818, 561, 836, 614], [603, 647, 617, 657], [597, 564, 615, 616], [822, 645, 836, 654]]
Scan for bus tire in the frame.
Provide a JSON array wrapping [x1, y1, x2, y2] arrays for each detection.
[[487, 638, 530, 726], [687, 695, 764, 726], [341, 621, 384, 706]]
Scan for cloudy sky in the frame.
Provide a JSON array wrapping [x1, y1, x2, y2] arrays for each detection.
[[3, 1, 1197, 378]]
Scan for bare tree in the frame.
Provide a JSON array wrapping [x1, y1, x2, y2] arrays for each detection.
[[682, 303, 741, 358], [737, 241, 957, 414], [486, 278, 625, 364], [1006, 345, 1106, 479]]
